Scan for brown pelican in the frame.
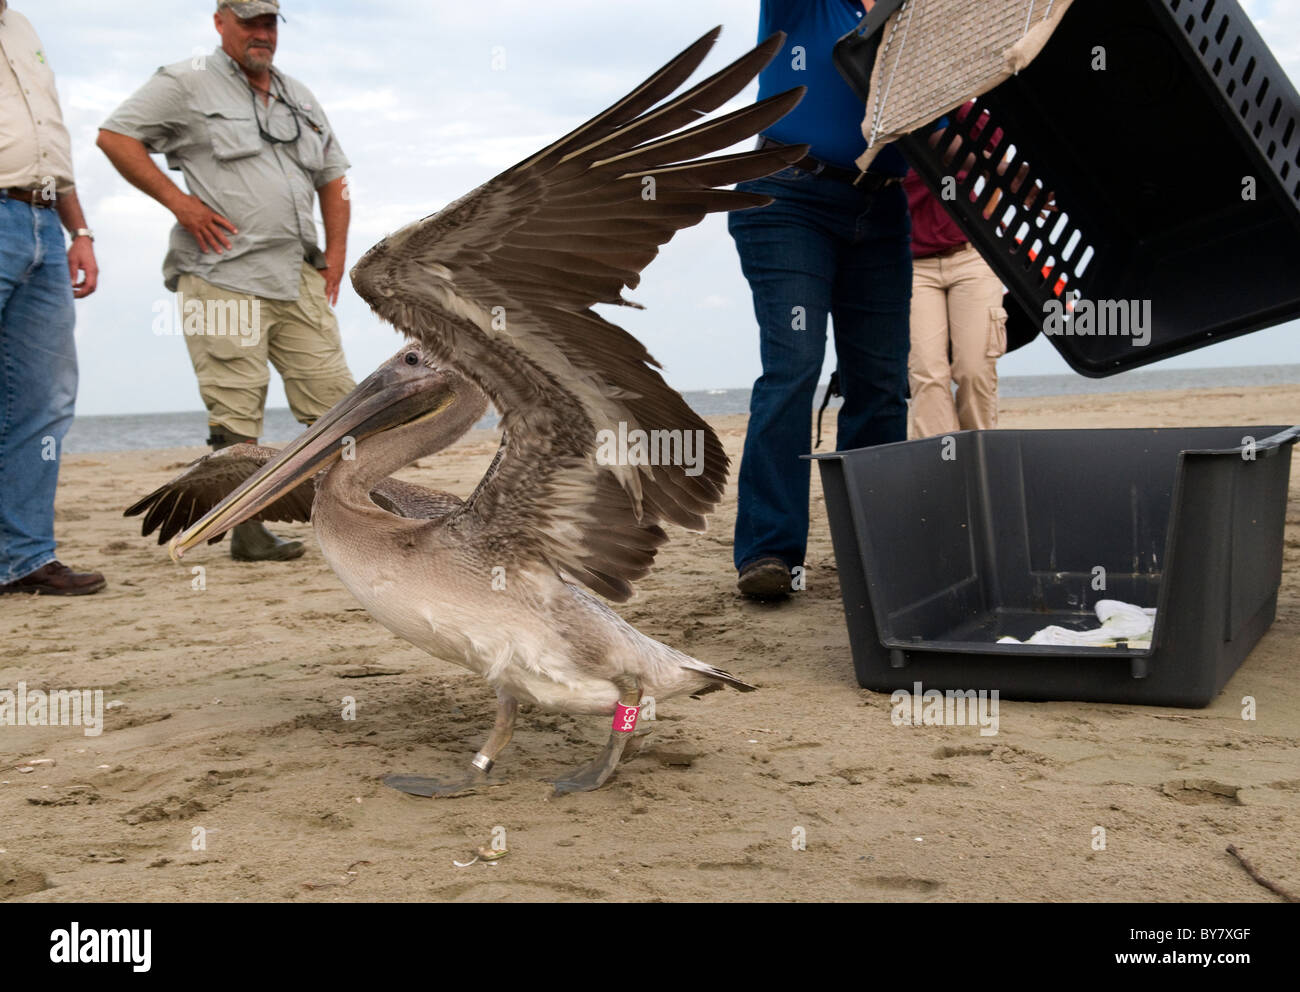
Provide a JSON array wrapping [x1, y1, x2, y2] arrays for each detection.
[[128, 28, 806, 796]]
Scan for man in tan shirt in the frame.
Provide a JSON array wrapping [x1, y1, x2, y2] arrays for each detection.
[[98, 0, 356, 562], [0, 1, 106, 596]]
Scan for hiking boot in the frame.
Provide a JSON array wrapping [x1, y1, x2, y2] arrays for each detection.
[[230, 521, 305, 562], [208, 426, 305, 563]]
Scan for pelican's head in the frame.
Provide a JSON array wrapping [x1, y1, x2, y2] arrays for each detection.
[[168, 344, 467, 559]]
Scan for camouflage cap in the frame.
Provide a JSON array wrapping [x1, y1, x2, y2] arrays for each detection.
[[216, 0, 283, 19]]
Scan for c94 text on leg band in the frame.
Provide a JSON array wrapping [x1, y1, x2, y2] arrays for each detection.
[[613, 703, 639, 734]]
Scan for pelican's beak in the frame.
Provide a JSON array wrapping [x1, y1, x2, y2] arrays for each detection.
[[168, 348, 453, 561]]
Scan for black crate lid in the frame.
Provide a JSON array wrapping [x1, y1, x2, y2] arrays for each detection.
[[836, 0, 1300, 377]]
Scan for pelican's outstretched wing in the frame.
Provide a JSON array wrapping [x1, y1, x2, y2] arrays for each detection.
[[126, 447, 463, 544], [350, 28, 805, 601]]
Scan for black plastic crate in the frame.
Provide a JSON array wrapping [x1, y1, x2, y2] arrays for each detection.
[[811, 426, 1298, 707], [836, 0, 1300, 376]]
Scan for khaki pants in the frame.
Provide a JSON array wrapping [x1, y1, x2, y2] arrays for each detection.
[[907, 244, 1006, 438], [177, 262, 356, 439]]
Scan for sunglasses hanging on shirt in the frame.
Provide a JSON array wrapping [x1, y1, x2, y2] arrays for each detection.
[[248, 73, 302, 145]]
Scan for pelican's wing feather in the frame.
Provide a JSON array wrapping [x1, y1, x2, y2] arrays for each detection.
[[350, 29, 806, 601], [370, 477, 466, 520]]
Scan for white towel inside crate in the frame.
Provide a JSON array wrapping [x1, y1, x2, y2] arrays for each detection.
[[997, 600, 1156, 648]]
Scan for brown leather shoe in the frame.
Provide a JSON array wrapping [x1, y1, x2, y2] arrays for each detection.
[[737, 556, 791, 601], [0, 561, 106, 597]]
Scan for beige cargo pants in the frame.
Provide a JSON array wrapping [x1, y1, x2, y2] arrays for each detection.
[[907, 244, 1007, 438], [177, 262, 356, 439]]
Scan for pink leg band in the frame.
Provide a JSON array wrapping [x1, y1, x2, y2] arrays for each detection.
[[613, 702, 639, 734]]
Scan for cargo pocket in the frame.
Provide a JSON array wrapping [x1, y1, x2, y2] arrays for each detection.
[[204, 111, 261, 162], [987, 305, 1008, 358]]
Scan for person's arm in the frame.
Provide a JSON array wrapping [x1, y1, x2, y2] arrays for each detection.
[[316, 175, 349, 306], [306, 95, 352, 306], [96, 129, 238, 254], [98, 70, 241, 254], [54, 189, 98, 299]]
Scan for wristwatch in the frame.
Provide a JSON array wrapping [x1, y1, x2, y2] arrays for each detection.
[[73, 228, 94, 242]]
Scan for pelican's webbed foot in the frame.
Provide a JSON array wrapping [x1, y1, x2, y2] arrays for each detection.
[[552, 685, 642, 797], [552, 734, 630, 796], [386, 692, 518, 799], [385, 765, 498, 797]]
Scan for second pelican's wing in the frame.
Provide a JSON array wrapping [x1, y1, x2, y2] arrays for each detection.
[[125, 447, 313, 545], [126, 447, 465, 542], [351, 28, 805, 601]]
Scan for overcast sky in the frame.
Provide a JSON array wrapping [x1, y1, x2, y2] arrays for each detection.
[[20, 0, 1300, 418]]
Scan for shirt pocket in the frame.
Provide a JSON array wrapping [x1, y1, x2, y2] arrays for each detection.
[[19, 48, 58, 92], [290, 123, 326, 175], [202, 107, 262, 162]]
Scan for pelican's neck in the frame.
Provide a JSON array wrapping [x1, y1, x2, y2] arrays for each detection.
[[324, 379, 489, 501]]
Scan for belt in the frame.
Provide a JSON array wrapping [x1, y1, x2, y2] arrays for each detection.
[[924, 242, 972, 259], [1, 188, 56, 208], [758, 137, 902, 192]]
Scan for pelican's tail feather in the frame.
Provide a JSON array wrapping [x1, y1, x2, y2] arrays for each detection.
[[593, 590, 756, 697], [673, 653, 757, 694], [700, 663, 757, 693]]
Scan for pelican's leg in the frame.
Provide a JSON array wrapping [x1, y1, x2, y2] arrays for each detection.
[[552, 679, 642, 797], [385, 691, 518, 798]]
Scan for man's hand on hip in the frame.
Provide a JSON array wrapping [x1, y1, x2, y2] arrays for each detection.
[[317, 176, 350, 307], [321, 246, 345, 306], [67, 237, 99, 299], [173, 193, 238, 254]]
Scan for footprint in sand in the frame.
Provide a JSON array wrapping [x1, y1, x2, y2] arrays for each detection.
[[0, 859, 50, 900], [857, 876, 943, 894], [1161, 779, 1241, 805]]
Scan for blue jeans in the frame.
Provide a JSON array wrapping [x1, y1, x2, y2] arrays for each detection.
[[0, 195, 78, 583], [729, 167, 912, 572]]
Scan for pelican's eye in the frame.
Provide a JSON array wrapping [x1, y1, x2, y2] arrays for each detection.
[[404, 352, 420, 367]]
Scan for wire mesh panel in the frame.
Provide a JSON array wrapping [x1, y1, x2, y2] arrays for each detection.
[[860, 0, 1074, 168]]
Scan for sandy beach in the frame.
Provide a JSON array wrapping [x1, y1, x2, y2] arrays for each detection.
[[1, 383, 1297, 903]]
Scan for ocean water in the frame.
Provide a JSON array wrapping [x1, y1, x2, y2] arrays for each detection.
[[62, 364, 1300, 454]]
